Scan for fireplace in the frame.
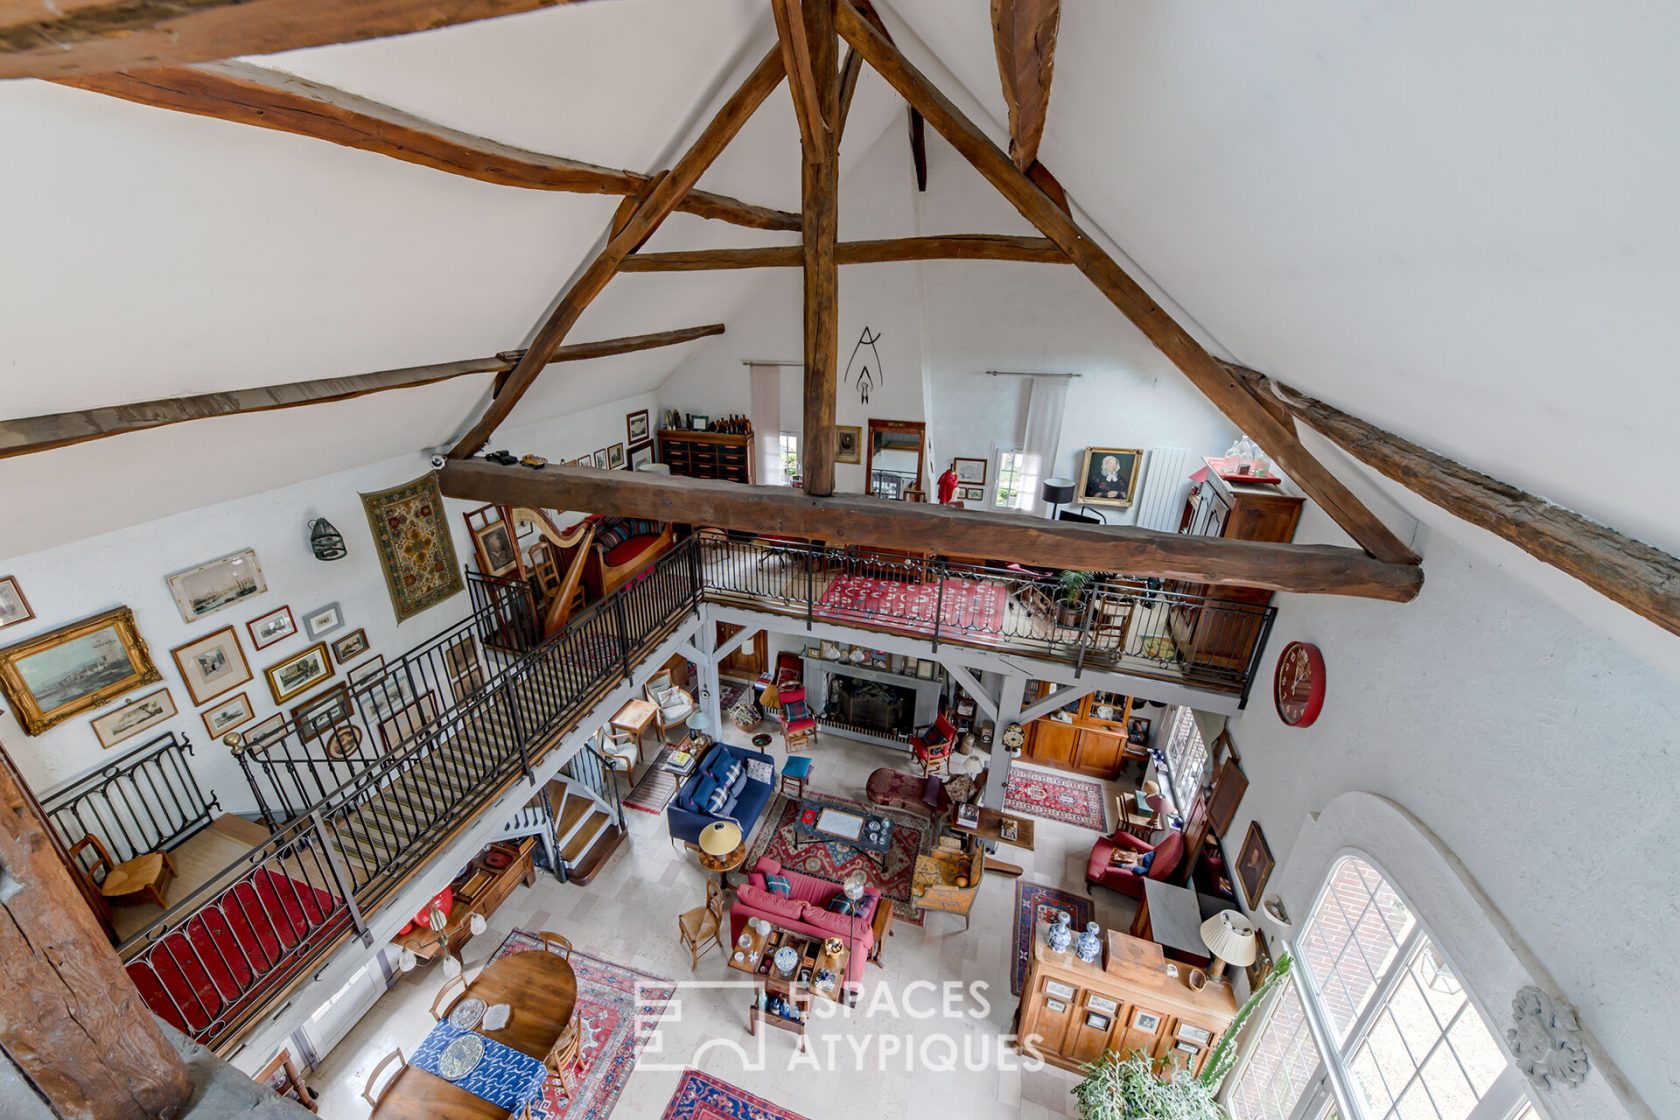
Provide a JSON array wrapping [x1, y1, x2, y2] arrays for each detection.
[[801, 655, 945, 750]]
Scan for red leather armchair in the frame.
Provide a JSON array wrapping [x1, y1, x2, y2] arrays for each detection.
[[1086, 829, 1184, 898], [910, 713, 957, 775]]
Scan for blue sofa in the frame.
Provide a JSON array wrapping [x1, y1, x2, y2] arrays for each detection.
[[667, 742, 777, 847]]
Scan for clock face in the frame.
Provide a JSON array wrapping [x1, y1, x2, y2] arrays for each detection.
[[1274, 642, 1325, 727], [1001, 722, 1026, 749]]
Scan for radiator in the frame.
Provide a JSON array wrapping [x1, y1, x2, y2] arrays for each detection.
[[1135, 447, 1193, 532]]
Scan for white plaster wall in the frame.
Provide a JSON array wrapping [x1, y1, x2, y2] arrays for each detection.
[[1223, 512, 1680, 1118], [0, 391, 656, 813]]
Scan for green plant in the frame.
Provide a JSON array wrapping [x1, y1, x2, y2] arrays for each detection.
[[1199, 953, 1294, 1092], [1073, 1050, 1226, 1120], [1058, 568, 1097, 606]]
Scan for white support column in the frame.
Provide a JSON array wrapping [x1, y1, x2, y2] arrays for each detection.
[[940, 659, 1000, 721], [982, 672, 1028, 809], [688, 626, 724, 734]]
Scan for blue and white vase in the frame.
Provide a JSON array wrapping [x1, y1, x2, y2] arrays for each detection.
[[1075, 921, 1103, 964], [1046, 912, 1073, 953]]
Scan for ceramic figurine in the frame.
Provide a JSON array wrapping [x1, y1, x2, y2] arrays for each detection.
[[1047, 912, 1073, 953], [1076, 921, 1103, 964]]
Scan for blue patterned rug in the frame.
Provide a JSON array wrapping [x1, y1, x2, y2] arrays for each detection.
[[659, 1070, 810, 1120], [1012, 881, 1094, 994]]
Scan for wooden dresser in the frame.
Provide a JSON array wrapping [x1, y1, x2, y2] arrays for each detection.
[[657, 428, 755, 483], [1016, 927, 1237, 1076], [1021, 684, 1137, 780]]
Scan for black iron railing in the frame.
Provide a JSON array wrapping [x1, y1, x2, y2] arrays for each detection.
[[42, 731, 220, 872]]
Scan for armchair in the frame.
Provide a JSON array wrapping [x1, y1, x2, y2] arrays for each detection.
[[911, 846, 983, 930], [910, 713, 957, 777], [1086, 828, 1184, 899], [645, 669, 696, 738], [779, 685, 818, 752]]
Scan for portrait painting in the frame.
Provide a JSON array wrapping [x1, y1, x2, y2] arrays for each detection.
[[1237, 820, 1276, 909], [1076, 447, 1144, 507], [835, 425, 862, 464]]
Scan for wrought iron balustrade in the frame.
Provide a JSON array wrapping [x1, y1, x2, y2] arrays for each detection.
[[42, 731, 220, 871]]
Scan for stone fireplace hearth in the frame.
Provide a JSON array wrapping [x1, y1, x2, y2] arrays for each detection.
[[801, 655, 944, 750]]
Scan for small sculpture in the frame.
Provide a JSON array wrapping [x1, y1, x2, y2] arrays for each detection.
[[1507, 986, 1590, 1091]]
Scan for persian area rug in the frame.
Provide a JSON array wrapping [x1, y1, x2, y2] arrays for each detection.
[[659, 1070, 811, 1120], [360, 472, 463, 622], [624, 745, 681, 815], [743, 791, 926, 926], [491, 931, 675, 1120], [1012, 881, 1094, 994], [1004, 766, 1108, 831], [815, 574, 1007, 637]]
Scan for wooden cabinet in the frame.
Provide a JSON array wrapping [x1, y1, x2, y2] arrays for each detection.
[[391, 837, 536, 961], [1016, 929, 1237, 1078], [657, 429, 755, 483], [1023, 685, 1138, 780], [1167, 464, 1303, 673]]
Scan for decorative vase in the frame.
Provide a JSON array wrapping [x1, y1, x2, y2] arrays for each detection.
[[1046, 912, 1073, 953], [1075, 922, 1103, 964]]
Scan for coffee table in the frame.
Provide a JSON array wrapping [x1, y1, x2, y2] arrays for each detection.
[[791, 800, 893, 867]]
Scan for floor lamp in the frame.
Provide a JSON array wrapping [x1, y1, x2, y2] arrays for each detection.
[[1041, 478, 1075, 520]]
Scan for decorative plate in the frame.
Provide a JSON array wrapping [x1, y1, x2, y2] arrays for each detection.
[[448, 996, 487, 1029], [481, 1003, 510, 1031], [480, 850, 513, 871], [325, 724, 362, 760], [436, 1033, 485, 1081]]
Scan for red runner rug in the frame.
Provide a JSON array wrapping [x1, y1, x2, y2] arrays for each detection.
[[816, 574, 1007, 636], [1004, 765, 1109, 830]]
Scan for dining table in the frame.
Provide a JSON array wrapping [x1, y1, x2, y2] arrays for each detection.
[[370, 948, 578, 1120]]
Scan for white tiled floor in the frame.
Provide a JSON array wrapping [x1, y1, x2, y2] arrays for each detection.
[[310, 727, 1141, 1120]]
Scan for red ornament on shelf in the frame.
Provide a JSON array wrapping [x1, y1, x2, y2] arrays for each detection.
[[1274, 641, 1326, 727]]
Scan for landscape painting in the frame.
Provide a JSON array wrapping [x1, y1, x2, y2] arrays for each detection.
[[170, 627, 253, 706], [0, 607, 160, 734], [90, 687, 177, 749], [166, 549, 267, 623], [265, 642, 332, 704]]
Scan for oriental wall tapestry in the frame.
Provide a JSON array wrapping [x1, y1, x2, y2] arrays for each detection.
[[361, 472, 463, 623]]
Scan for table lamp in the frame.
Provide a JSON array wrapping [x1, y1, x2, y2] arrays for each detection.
[[1199, 909, 1258, 983], [687, 708, 713, 749], [1041, 477, 1076, 520], [699, 819, 742, 860]]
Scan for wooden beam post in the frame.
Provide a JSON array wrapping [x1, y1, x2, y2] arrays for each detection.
[[0, 742, 193, 1119], [835, 0, 1421, 568], [791, 0, 841, 497], [438, 460, 1426, 601], [991, 0, 1062, 170], [447, 47, 785, 459], [621, 235, 1066, 271], [1226, 363, 1680, 638]]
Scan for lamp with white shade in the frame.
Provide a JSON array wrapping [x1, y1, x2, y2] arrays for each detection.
[[697, 818, 745, 887], [687, 708, 714, 750], [1199, 910, 1258, 984]]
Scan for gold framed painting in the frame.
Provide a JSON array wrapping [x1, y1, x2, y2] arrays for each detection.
[[90, 686, 177, 749], [265, 642, 332, 704], [171, 626, 252, 706], [0, 607, 161, 735], [1076, 446, 1145, 507]]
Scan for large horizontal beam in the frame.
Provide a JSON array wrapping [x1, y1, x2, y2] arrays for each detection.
[[439, 460, 1425, 602], [0, 324, 723, 460], [620, 234, 1066, 272], [62, 63, 799, 231], [0, 0, 584, 81], [1226, 363, 1680, 638]]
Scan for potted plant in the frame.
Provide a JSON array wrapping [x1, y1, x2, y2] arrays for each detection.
[[1073, 1051, 1226, 1120], [1056, 568, 1097, 628]]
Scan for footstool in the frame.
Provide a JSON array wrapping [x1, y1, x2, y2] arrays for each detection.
[[780, 755, 813, 799]]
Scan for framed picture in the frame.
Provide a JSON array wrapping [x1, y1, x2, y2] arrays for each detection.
[[1076, 447, 1145, 508], [302, 602, 344, 638], [0, 607, 159, 735], [242, 712, 286, 751], [0, 577, 34, 630], [1127, 715, 1152, 746], [201, 692, 254, 738], [1247, 932, 1277, 990], [1205, 755, 1249, 840], [265, 642, 332, 704], [470, 517, 518, 578], [592, 449, 610, 469], [688, 414, 709, 431], [324, 724, 364, 761], [960, 486, 986, 502], [628, 442, 655, 470], [606, 443, 626, 469], [347, 655, 386, 689], [835, 425, 862, 464], [1237, 820, 1276, 909], [443, 636, 485, 703], [246, 605, 297, 650], [171, 626, 252, 706], [1176, 1023, 1213, 1046], [1084, 1012, 1112, 1031], [626, 408, 650, 444], [1131, 1008, 1162, 1034], [165, 548, 267, 623], [90, 687, 177, 750], [379, 692, 439, 753], [952, 457, 988, 485], [292, 684, 352, 742], [331, 628, 370, 665]]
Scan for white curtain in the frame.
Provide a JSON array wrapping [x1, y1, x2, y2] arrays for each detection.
[[1019, 375, 1070, 515], [748, 362, 783, 485]]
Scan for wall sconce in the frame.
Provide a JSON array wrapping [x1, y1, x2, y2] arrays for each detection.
[[308, 518, 347, 561]]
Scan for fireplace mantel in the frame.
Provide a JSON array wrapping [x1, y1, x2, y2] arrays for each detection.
[[802, 655, 945, 751]]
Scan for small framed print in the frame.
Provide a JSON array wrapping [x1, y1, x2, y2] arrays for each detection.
[[1084, 1012, 1112, 1031], [347, 655, 386, 689], [291, 684, 352, 743], [443, 636, 484, 703], [90, 687, 177, 749], [331, 628, 370, 664], [592, 449, 610, 469], [379, 692, 438, 753], [302, 602, 344, 639], [166, 548, 267, 623], [952, 457, 988, 485], [0, 577, 34, 630], [265, 642, 332, 704], [1087, 995, 1119, 1015], [606, 443, 626, 469], [471, 517, 519, 577], [171, 627, 253, 706], [835, 425, 862, 464], [626, 408, 650, 444], [247, 605, 297, 650], [628, 442, 655, 470], [1176, 1024, 1213, 1046], [242, 712, 286, 751], [1044, 980, 1076, 1002], [1131, 1008, 1162, 1034], [960, 486, 986, 502], [201, 692, 254, 738]]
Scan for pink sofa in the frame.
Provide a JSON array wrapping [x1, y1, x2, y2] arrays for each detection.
[[731, 857, 881, 985]]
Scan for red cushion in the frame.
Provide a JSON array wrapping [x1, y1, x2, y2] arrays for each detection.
[[736, 883, 806, 924], [603, 535, 655, 567], [800, 901, 873, 940], [754, 857, 783, 877]]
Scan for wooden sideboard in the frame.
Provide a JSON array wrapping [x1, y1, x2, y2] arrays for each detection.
[[1021, 684, 1138, 780], [657, 428, 755, 483], [1016, 928, 1237, 1077], [391, 837, 536, 961]]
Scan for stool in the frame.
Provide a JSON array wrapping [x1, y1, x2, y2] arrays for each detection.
[[780, 755, 813, 799]]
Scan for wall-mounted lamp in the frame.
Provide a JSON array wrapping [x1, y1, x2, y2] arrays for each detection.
[[308, 518, 347, 561]]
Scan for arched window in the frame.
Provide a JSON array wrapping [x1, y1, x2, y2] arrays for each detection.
[[1228, 857, 1532, 1120]]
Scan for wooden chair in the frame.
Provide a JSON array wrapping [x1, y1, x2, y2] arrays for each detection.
[[868, 899, 894, 967], [677, 879, 726, 970], [911, 847, 984, 931], [67, 833, 175, 909], [546, 1019, 582, 1098], [256, 1049, 318, 1113], [428, 973, 468, 1021], [361, 1048, 405, 1109], [537, 930, 573, 959]]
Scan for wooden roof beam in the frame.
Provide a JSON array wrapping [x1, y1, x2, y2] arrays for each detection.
[[836, 0, 1421, 568], [991, 0, 1062, 170], [438, 460, 1425, 602], [789, 0, 841, 496], [1226, 363, 1680, 638], [0, 324, 723, 460], [621, 235, 1067, 271], [62, 63, 799, 232]]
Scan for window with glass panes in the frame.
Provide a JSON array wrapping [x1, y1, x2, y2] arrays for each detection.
[[774, 432, 799, 485], [1163, 706, 1210, 804], [993, 450, 1038, 510]]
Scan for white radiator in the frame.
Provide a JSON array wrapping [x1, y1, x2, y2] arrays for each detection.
[[1135, 447, 1193, 531]]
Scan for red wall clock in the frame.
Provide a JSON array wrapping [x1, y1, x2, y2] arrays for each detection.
[[1274, 641, 1326, 727]]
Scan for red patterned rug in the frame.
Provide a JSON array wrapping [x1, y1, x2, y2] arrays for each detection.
[[490, 931, 674, 1120], [743, 791, 926, 926], [659, 1070, 810, 1120], [1004, 766, 1108, 831], [816, 574, 1007, 636]]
